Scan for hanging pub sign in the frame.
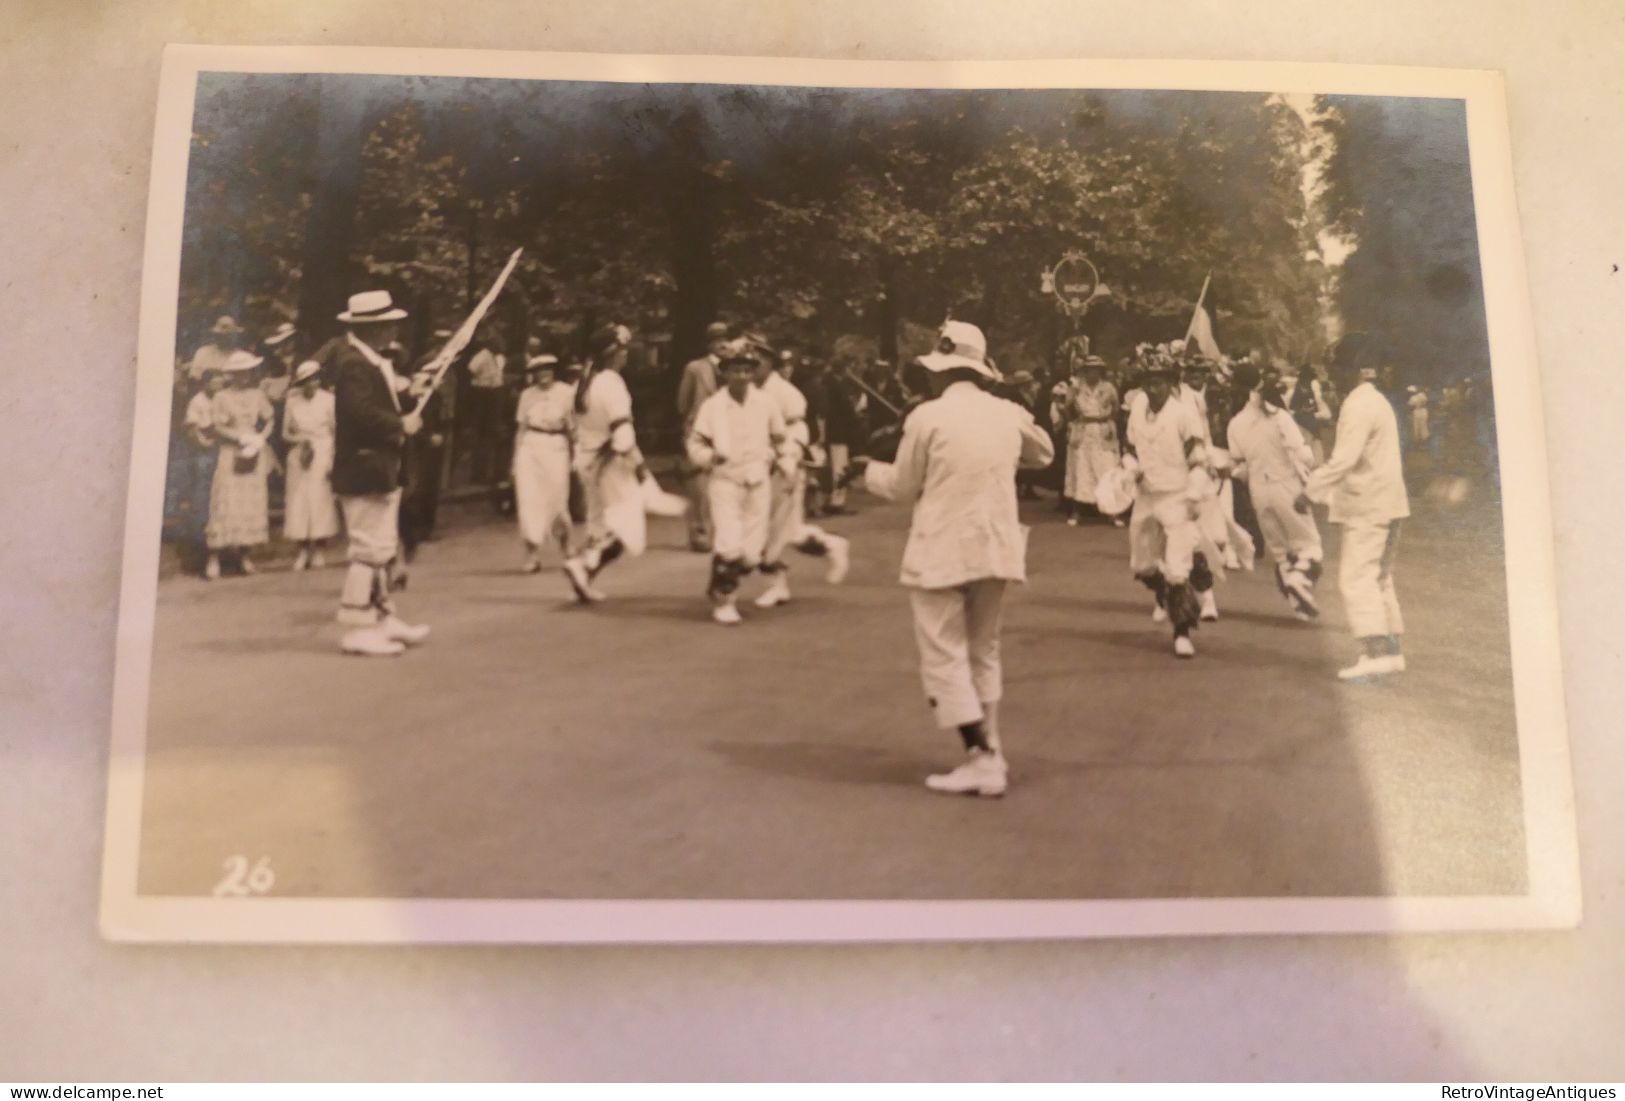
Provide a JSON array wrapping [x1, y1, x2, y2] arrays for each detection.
[[1040, 250, 1110, 316]]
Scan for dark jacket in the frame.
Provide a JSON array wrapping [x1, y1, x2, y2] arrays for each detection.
[[329, 336, 407, 496]]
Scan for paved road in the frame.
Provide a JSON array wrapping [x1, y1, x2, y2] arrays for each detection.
[[137, 487, 1524, 901]]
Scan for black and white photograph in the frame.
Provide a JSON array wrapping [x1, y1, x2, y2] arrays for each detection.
[[101, 47, 1575, 942]]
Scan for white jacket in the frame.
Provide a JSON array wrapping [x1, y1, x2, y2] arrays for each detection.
[[686, 385, 788, 487], [1306, 381, 1411, 524], [865, 382, 1054, 589]]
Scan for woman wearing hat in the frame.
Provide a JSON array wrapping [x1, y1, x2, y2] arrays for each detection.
[[1058, 354, 1122, 525], [185, 315, 244, 382], [512, 354, 577, 572], [203, 349, 276, 581], [281, 359, 340, 570], [862, 321, 1054, 797]]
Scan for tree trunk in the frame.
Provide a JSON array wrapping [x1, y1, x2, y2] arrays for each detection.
[[295, 75, 378, 354], [663, 109, 719, 369]]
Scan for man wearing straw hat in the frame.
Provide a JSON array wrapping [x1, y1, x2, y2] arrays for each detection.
[[328, 289, 432, 657], [862, 320, 1054, 797]]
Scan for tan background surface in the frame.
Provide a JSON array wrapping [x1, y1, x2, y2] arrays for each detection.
[[2, 0, 1621, 1081]]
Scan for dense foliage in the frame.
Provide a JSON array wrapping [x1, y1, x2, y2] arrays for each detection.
[[176, 75, 1488, 387]]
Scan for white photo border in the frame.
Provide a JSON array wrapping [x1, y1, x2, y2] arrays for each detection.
[[101, 45, 1579, 943]]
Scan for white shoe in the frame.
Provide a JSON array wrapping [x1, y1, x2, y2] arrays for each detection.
[[1223, 549, 1242, 570], [310, 550, 326, 569], [1294, 610, 1315, 622], [380, 615, 430, 646], [825, 536, 850, 585], [522, 553, 542, 574], [204, 557, 220, 581], [1338, 654, 1401, 681], [712, 601, 743, 625], [291, 549, 310, 572], [341, 627, 405, 657], [754, 577, 791, 608], [1199, 590, 1219, 621], [1174, 635, 1196, 658], [562, 558, 604, 602], [1066, 515, 1079, 526], [925, 750, 1008, 797], [240, 556, 256, 576], [1152, 603, 1167, 623]]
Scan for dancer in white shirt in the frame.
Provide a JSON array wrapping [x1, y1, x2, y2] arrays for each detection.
[[863, 321, 1054, 797], [1227, 363, 1324, 619], [1124, 359, 1210, 658], [1303, 342, 1412, 680], [686, 339, 790, 624], [748, 340, 851, 608]]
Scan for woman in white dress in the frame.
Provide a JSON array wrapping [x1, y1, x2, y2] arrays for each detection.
[[512, 354, 577, 572], [204, 349, 275, 580], [281, 359, 341, 570]]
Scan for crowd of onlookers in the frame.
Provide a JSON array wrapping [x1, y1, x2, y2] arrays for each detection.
[[163, 312, 1500, 580]]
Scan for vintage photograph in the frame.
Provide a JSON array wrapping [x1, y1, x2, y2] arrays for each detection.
[[102, 49, 1575, 941]]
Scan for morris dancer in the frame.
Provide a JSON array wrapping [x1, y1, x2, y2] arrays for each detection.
[[562, 325, 645, 603], [1123, 357, 1210, 659], [513, 354, 576, 573], [863, 321, 1054, 797], [1302, 340, 1411, 680], [686, 338, 790, 625], [1226, 363, 1324, 619], [750, 336, 850, 607], [329, 290, 431, 657]]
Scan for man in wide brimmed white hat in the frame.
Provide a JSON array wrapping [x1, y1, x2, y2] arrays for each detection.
[[328, 289, 430, 657], [861, 320, 1054, 797]]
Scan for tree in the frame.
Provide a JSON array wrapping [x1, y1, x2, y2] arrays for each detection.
[[1316, 96, 1490, 385]]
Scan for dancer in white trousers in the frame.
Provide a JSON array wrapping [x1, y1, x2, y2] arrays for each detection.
[[1226, 363, 1324, 619], [513, 355, 577, 572], [1124, 358, 1210, 658], [686, 339, 790, 624], [863, 321, 1054, 797], [1303, 342, 1411, 681], [749, 343, 851, 607]]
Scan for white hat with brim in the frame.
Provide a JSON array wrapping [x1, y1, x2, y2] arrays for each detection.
[[264, 322, 297, 346], [336, 290, 408, 324], [222, 350, 264, 373], [917, 320, 997, 380], [525, 354, 560, 372], [292, 359, 322, 384]]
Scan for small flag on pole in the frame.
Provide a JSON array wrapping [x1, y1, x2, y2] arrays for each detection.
[[1185, 273, 1222, 360]]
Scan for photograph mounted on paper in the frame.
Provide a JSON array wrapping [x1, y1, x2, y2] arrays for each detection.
[[101, 46, 1577, 942]]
